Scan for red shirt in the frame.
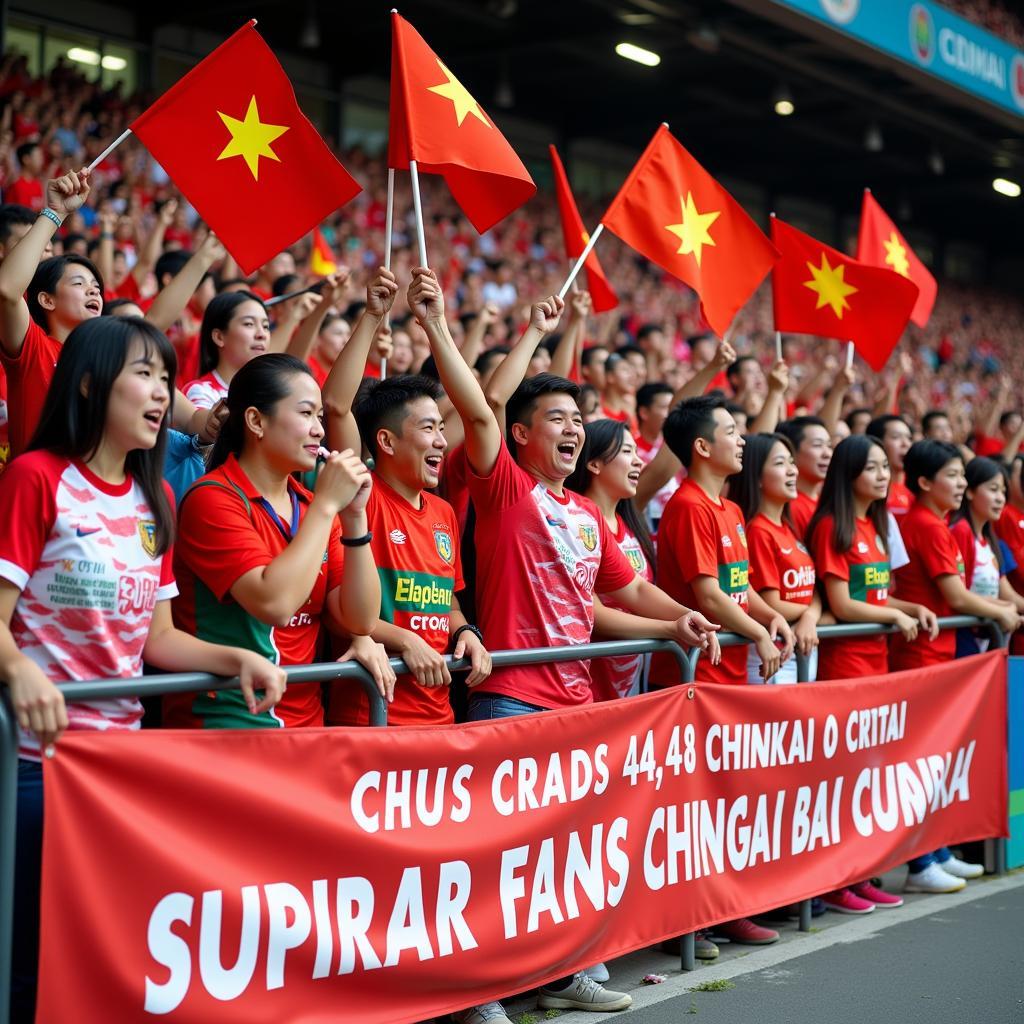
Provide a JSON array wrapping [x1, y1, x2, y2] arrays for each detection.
[[996, 505, 1024, 592], [811, 514, 890, 680], [328, 476, 464, 727], [590, 514, 653, 702], [789, 489, 818, 542], [889, 502, 962, 669], [746, 514, 815, 605], [467, 442, 634, 709], [4, 176, 43, 211], [441, 442, 471, 538], [0, 319, 61, 457], [307, 353, 329, 389], [169, 455, 346, 729], [653, 478, 750, 686], [887, 479, 913, 516]]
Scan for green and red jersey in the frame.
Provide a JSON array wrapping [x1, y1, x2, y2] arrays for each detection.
[[328, 475, 464, 727], [168, 455, 346, 729]]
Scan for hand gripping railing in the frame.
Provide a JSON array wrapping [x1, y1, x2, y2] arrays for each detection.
[[0, 619, 1007, 1018]]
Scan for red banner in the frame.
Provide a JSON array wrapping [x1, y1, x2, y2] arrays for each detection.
[[38, 652, 1007, 1024]]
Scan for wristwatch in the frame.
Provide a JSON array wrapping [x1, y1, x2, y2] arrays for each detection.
[[451, 624, 483, 650]]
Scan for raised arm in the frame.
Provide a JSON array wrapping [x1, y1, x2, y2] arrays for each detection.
[[550, 290, 590, 380], [818, 364, 855, 434], [133, 197, 176, 289], [285, 268, 351, 363], [458, 302, 498, 374], [484, 295, 565, 432], [0, 169, 90, 355], [269, 291, 323, 354], [409, 266, 502, 477], [322, 267, 398, 454], [749, 360, 789, 434], [145, 234, 226, 332]]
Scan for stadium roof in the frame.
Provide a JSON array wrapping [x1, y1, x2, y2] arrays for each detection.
[[119, 0, 1024, 259]]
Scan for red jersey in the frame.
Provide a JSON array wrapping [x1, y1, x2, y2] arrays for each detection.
[[169, 455, 346, 729], [0, 452, 176, 760], [0, 319, 61, 457], [590, 515, 653, 702], [789, 489, 818, 542], [887, 478, 913, 516], [4, 176, 43, 211], [889, 502, 963, 669], [996, 504, 1024, 593], [811, 514, 890, 679], [468, 442, 634, 708], [307, 353, 329, 389], [653, 478, 750, 686], [184, 370, 228, 410], [746, 514, 815, 605], [441, 442, 471, 538], [328, 475, 464, 727]]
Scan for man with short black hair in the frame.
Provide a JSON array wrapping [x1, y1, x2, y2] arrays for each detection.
[[921, 409, 953, 443], [0, 204, 39, 260]]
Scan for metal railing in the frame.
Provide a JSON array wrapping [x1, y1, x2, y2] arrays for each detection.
[[0, 618, 1007, 1020]]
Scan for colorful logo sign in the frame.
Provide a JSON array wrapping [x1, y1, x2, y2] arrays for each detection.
[[433, 528, 453, 564], [910, 3, 935, 65], [1012, 53, 1024, 109], [819, 0, 860, 25], [138, 520, 157, 558]]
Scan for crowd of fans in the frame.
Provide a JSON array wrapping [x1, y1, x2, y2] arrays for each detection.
[[2, 48, 1021, 1024]]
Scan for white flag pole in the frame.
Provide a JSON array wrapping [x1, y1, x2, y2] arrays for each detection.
[[557, 224, 603, 300], [775, 331, 783, 361], [380, 166, 395, 380], [846, 341, 855, 369], [409, 160, 428, 266], [87, 129, 132, 172]]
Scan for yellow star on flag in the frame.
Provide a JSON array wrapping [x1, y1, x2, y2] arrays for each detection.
[[216, 96, 289, 181], [803, 254, 858, 318], [665, 192, 720, 267], [427, 60, 490, 128], [883, 231, 910, 277]]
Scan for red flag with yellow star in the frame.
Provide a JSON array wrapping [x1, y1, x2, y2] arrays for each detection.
[[771, 216, 918, 372], [130, 21, 360, 275], [388, 11, 536, 234], [600, 124, 777, 337], [549, 145, 617, 313], [856, 190, 937, 328]]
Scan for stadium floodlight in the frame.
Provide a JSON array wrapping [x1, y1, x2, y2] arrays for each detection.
[[993, 177, 1021, 197], [101, 56, 127, 71], [615, 42, 661, 67], [67, 47, 101, 66], [864, 123, 884, 153], [774, 85, 794, 116]]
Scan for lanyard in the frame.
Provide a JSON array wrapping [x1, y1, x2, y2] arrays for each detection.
[[255, 488, 300, 542]]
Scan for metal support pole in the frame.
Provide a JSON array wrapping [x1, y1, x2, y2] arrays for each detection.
[[680, 931, 696, 971], [0, 692, 18, 1024]]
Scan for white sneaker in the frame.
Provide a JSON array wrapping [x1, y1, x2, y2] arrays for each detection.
[[538, 973, 632, 1012], [941, 855, 984, 879], [904, 863, 967, 894], [584, 962, 610, 983], [451, 1002, 513, 1024]]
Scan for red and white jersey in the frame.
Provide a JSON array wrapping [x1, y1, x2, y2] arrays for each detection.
[[0, 451, 177, 760], [184, 369, 228, 410], [468, 443, 634, 709]]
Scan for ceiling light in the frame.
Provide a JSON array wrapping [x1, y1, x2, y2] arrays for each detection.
[[993, 177, 1021, 197], [928, 148, 944, 175], [67, 47, 100, 66], [615, 42, 661, 67], [864, 123, 884, 152], [773, 85, 794, 116], [101, 55, 126, 71]]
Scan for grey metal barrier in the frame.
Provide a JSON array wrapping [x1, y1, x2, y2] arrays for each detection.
[[0, 619, 1008, 1017]]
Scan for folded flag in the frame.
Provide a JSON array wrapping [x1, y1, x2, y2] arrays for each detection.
[[601, 124, 778, 337], [131, 21, 361, 275], [388, 11, 535, 234], [549, 144, 617, 313], [771, 215, 918, 372]]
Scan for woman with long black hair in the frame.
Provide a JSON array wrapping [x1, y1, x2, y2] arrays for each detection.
[[0, 315, 286, 1023], [729, 433, 820, 684]]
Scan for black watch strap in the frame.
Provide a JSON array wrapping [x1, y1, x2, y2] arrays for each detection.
[[451, 623, 483, 650]]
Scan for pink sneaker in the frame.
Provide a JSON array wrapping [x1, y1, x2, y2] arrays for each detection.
[[708, 918, 779, 944], [851, 880, 904, 908], [821, 887, 875, 914]]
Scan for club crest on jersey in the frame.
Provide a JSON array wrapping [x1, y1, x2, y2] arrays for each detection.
[[138, 520, 157, 558], [578, 524, 598, 552], [434, 528, 453, 564], [627, 548, 645, 574]]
